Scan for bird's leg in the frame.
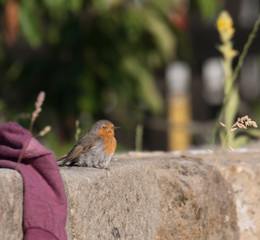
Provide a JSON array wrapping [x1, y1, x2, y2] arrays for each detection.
[[94, 166, 110, 171]]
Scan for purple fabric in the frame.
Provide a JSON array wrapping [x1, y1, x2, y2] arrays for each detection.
[[0, 122, 67, 240]]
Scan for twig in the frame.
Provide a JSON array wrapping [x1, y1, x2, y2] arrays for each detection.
[[75, 120, 81, 141], [0, 91, 46, 223], [231, 14, 260, 87], [35, 125, 51, 138], [29, 91, 45, 132]]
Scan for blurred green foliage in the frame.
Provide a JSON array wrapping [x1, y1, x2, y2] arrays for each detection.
[[0, 0, 221, 150], [194, 0, 220, 20], [0, 0, 177, 135], [214, 11, 260, 147]]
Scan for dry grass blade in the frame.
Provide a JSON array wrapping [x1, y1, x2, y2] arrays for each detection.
[[187, 115, 258, 239], [229, 145, 235, 152], [37, 125, 51, 137], [29, 91, 45, 132], [75, 120, 81, 141], [1, 91, 48, 225], [220, 122, 226, 127]]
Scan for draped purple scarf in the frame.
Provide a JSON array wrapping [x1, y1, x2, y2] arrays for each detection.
[[0, 122, 67, 240]]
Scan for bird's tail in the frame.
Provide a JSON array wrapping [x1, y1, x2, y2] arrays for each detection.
[[56, 153, 68, 166]]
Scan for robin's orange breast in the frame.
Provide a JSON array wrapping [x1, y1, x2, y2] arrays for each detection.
[[102, 135, 117, 155]]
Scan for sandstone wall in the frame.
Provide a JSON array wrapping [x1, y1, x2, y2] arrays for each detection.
[[61, 153, 239, 239], [2, 151, 256, 239]]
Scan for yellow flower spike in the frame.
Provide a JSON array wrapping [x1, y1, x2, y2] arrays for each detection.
[[218, 44, 237, 59], [217, 11, 235, 42], [227, 49, 238, 59]]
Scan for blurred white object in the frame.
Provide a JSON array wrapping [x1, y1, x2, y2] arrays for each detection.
[[166, 61, 191, 95], [239, 0, 259, 28], [240, 56, 260, 101], [202, 58, 224, 105]]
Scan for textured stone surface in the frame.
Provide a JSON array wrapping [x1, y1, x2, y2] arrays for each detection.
[[125, 152, 238, 240], [0, 169, 23, 240], [182, 147, 260, 240], [60, 159, 159, 240], [154, 155, 238, 240], [215, 150, 260, 240], [0, 152, 240, 240]]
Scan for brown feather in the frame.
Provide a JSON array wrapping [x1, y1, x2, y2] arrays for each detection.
[[56, 153, 68, 161], [59, 133, 101, 165]]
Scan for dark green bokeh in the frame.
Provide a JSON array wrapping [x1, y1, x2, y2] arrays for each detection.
[[0, 0, 220, 153]]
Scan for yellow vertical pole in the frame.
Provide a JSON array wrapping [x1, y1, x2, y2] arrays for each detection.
[[166, 62, 191, 151], [168, 94, 191, 150]]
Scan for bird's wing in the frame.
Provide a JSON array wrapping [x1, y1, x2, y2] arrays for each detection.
[[56, 153, 68, 161], [62, 133, 101, 164]]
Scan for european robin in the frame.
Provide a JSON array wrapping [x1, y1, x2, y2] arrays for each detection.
[[57, 120, 118, 169]]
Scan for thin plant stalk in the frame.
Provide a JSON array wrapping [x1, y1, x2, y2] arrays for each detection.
[[135, 124, 143, 151], [186, 130, 230, 239], [74, 120, 81, 141], [210, 14, 260, 145], [29, 91, 45, 132], [231, 14, 260, 88], [0, 91, 46, 223], [188, 116, 257, 239]]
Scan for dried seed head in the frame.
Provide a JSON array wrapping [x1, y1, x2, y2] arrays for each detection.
[[229, 145, 235, 152], [38, 125, 51, 137], [232, 115, 258, 130], [29, 91, 46, 132], [251, 121, 258, 128], [31, 91, 45, 122], [220, 122, 226, 127]]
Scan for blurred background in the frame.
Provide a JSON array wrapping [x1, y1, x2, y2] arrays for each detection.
[[0, 0, 260, 155]]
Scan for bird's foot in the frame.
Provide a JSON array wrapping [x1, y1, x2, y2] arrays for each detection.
[[95, 166, 110, 171]]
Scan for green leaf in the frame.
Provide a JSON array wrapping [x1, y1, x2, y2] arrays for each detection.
[[220, 128, 235, 147], [219, 130, 226, 144], [42, 0, 59, 10], [246, 129, 260, 138], [230, 136, 251, 148], [137, 70, 163, 113], [42, 0, 66, 19], [6, 63, 23, 80], [47, 25, 60, 44], [93, 0, 122, 12], [122, 56, 163, 113], [196, 0, 220, 20], [144, 11, 176, 61], [224, 88, 239, 130], [68, 0, 84, 12], [18, 1, 42, 47], [149, 0, 172, 12]]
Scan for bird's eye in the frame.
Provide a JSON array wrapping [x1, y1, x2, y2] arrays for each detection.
[[103, 126, 107, 129]]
